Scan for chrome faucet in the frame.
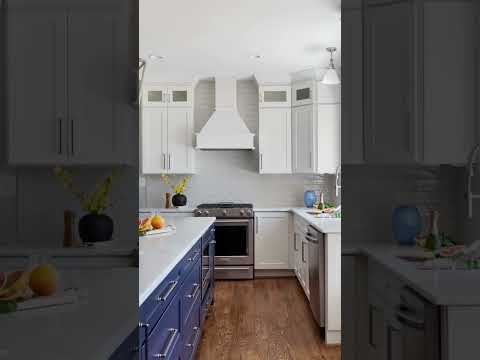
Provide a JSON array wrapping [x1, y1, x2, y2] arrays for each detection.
[[467, 144, 480, 218]]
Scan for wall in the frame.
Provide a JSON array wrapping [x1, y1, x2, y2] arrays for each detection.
[[139, 79, 339, 209], [342, 164, 463, 246]]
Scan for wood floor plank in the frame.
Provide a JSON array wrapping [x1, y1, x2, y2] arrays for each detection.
[[196, 278, 341, 360]]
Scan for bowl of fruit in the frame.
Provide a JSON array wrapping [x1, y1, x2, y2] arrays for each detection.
[[138, 215, 175, 237]]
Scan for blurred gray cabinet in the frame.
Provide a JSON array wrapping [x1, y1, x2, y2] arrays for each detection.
[[6, 0, 133, 165], [341, 4, 364, 164], [364, 0, 477, 165]]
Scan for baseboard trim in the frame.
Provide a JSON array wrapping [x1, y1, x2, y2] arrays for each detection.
[[254, 269, 295, 278]]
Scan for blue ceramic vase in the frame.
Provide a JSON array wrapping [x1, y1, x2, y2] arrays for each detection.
[[392, 206, 422, 246], [304, 191, 317, 208]]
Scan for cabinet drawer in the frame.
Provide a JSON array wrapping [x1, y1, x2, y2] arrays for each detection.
[[181, 258, 201, 327], [147, 292, 182, 360], [140, 268, 181, 344], [178, 241, 201, 279], [181, 294, 201, 360]]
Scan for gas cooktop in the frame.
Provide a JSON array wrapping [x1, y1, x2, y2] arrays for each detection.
[[195, 202, 253, 218]]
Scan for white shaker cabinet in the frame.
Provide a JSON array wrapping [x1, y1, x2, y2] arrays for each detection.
[[141, 83, 195, 174], [258, 85, 292, 174], [341, 5, 364, 164], [364, 0, 477, 165], [292, 105, 315, 173], [292, 82, 341, 174], [254, 212, 290, 270]]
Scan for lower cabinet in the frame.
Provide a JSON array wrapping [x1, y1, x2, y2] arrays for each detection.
[[128, 225, 215, 360], [292, 215, 309, 298], [254, 212, 290, 270]]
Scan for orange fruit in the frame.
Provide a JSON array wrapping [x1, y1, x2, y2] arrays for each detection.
[[150, 215, 166, 230], [29, 264, 59, 296]]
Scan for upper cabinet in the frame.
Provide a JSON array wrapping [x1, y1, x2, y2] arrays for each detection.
[[362, 0, 478, 165], [142, 84, 193, 108], [341, 3, 364, 165], [141, 83, 195, 174], [292, 81, 315, 106], [292, 81, 341, 174], [6, 0, 134, 165], [259, 85, 291, 108], [258, 85, 292, 174]]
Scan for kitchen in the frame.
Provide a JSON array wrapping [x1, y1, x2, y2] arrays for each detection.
[[138, 0, 342, 359]]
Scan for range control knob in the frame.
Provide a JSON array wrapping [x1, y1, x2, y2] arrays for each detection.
[[194, 209, 202, 216], [239, 210, 245, 216], [222, 210, 228, 216], [204, 210, 209, 216], [246, 210, 253, 217]]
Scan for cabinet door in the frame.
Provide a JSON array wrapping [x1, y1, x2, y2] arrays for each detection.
[[141, 108, 168, 174], [342, 256, 357, 360], [367, 292, 386, 360], [341, 8, 364, 164], [143, 84, 169, 107], [255, 213, 290, 270], [259, 85, 291, 107], [292, 106, 314, 173], [317, 104, 341, 174], [6, 9, 67, 164], [166, 108, 194, 174], [167, 85, 192, 108], [258, 108, 292, 174], [364, 1, 417, 164], [67, 8, 126, 164], [292, 81, 315, 106], [292, 231, 301, 277]]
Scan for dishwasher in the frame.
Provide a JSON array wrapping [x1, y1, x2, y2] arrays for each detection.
[[305, 225, 325, 327]]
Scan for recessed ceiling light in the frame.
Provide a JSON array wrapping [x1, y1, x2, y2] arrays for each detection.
[[148, 53, 164, 61], [250, 54, 262, 60]]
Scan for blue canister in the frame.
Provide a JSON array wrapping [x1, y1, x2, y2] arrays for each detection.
[[304, 190, 317, 208], [392, 206, 422, 246]]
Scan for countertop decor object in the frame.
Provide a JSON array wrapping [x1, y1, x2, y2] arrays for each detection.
[[392, 205, 422, 246], [161, 174, 191, 207], [304, 190, 317, 208], [53, 167, 119, 243]]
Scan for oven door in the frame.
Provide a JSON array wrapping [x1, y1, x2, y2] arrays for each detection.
[[214, 218, 254, 266]]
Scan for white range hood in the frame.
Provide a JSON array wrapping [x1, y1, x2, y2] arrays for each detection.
[[196, 77, 255, 150]]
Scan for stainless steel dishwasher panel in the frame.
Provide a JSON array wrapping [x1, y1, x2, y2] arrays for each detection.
[[306, 226, 325, 327]]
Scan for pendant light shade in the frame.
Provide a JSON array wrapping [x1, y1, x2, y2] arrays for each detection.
[[322, 47, 340, 85]]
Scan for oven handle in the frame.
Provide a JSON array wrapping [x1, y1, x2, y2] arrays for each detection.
[[214, 219, 253, 224]]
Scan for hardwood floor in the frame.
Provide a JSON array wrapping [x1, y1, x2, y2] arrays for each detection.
[[196, 278, 341, 360]]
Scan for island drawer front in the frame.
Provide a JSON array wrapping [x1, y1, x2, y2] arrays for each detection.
[[178, 240, 202, 279], [140, 238, 202, 342], [147, 292, 182, 360], [181, 257, 202, 327], [140, 266, 182, 342], [181, 295, 201, 360]]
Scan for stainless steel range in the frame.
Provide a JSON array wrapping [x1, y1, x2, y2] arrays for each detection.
[[195, 203, 254, 280]]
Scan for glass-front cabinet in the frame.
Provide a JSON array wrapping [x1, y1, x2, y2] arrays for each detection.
[[292, 80, 315, 106], [259, 85, 291, 107], [142, 83, 192, 107]]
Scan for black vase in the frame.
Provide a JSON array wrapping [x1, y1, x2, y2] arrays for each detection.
[[78, 213, 114, 243], [172, 193, 187, 207]]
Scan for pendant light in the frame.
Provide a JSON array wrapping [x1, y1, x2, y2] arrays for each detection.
[[322, 47, 340, 85]]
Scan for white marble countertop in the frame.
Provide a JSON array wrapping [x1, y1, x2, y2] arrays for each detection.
[[139, 217, 216, 305], [0, 268, 138, 359], [139, 207, 341, 234], [343, 242, 480, 306], [291, 208, 341, 234]]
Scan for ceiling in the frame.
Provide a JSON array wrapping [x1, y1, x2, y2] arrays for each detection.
[[140, 0, 341, 83]]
